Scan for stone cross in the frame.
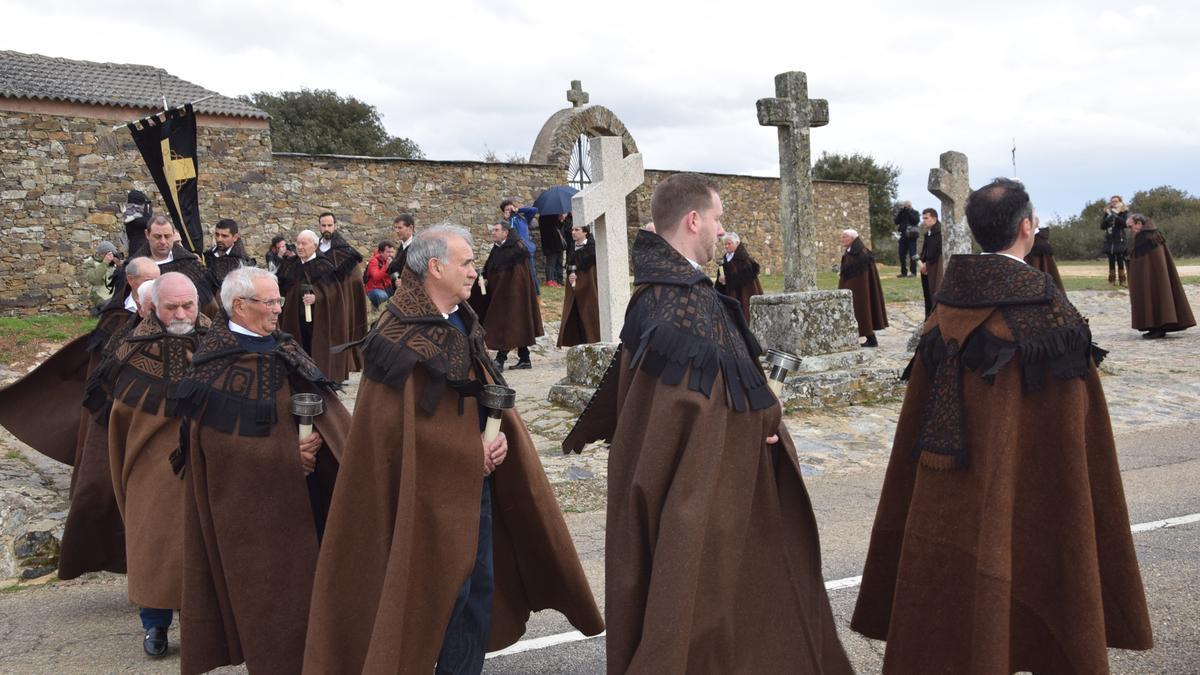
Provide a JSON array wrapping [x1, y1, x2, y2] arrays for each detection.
[[757, 71, 829, 292], [570, 136, 644, 341], [567, 80, 589, 108], [927, 150, 972, 257]]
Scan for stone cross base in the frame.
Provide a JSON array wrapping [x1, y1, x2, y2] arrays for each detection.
[[749, 290, 859, 356], [547, 342, 620, 412]]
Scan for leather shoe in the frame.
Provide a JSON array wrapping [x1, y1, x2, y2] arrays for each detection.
[[861, 335, 879, 348], [143, 626, 168, 657], [1143, 329, 1166, 339], [511, 360, 532, 370]]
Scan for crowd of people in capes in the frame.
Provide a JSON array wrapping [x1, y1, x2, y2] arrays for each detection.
[[5, 172, 1181, 674]]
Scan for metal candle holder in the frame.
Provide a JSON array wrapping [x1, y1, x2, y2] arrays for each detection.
[[301, 283, 314, 323], [291, 393, 324, 440], [479, 384, 516, 443], [764, 349, 802, 396], [567, 263, 577, 288]]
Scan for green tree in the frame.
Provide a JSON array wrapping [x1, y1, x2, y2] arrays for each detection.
[[812, 152, 901, 263], [240, 89, 424, 158], [1046, 186, 1200, 260]]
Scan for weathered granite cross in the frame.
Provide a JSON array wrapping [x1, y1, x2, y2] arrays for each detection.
[[757, 71, 829, 292], [567, 80, 589, 108], [570, 136, 644, 341], [927, 150, 972, 258]]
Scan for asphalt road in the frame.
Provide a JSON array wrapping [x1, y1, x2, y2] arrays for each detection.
[[0, 423, 1197, 674]]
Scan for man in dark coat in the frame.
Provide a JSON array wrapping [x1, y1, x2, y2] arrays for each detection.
[[918, 207, 944, 317], [303, 225, 603, 674], [277, 230, 356, 383], [1102, 195, 1130, 286], [385, 213, 416, 283], [202, 218, 255, 302], [107, 272, 209, 657], [564, 173, 851, 674], [124, 214, 217, 317], [838, 229, 888, 348], [1127, 213, 1195, 339], [317, 212, 367, 371], [176, 266, 350, 675], [481, 221, 544, 370], [538, 213, 567, 286], [558, 223, 600, 347], [713, 231, 764, 322], [1024, 217, 1064, 291], [851, 178, 1152, 673], [894, 200, 920, 277], [122, 188, 153, 259]]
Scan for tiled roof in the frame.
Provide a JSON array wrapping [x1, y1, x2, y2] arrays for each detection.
[[0, 50, 268, 119]]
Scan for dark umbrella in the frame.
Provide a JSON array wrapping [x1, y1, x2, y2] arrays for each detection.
[[532, 185, 579, 216]]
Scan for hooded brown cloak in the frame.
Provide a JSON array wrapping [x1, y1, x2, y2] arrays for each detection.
[[559, 235, 601, 347], [303, 269, 602, 674], [481, 231, 544, 351], [203, 238, 255, 300], [851, 254, 1152, 674], [838, 237, 889, 337], [107, 313, 209, 609], [564, 231, 851, 674], [920, 223, 944, 315], [278, 252, 356, 382], [175, 319, 349, 675], [1025, 227, 1065, 291], [714, 241, 764, 322], [322, 231, 367, 370], [1128, 227, 1195, 333]]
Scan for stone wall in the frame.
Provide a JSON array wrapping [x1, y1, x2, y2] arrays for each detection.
[[1, 106, 869, 315]]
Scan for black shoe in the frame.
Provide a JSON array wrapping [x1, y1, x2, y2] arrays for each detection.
[[494, 360, 505, 372], [511, 360, 532, 370], [861, 336, 879, 348], [143, 626, 168, 657], [1143, 330, 1167, 339], [896, 273, 908, 278]]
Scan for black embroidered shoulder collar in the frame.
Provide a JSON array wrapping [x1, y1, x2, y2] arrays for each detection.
[[483, 232, 529, 276], [624, 231, 773, 412], [935, 254, 1055, 307], [107, 314, 210, 417], [359, 268, 502, 414], [1131, 229, 1164, 258]]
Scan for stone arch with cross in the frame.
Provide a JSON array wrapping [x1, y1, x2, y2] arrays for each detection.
[[529, 80, 639, 176]]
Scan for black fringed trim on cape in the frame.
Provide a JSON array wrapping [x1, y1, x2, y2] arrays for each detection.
[[323, 233, 365, 282], [1131, 229, 1165, 259]]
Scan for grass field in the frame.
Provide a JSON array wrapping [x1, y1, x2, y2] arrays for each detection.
[[0, 314, 96, 365]]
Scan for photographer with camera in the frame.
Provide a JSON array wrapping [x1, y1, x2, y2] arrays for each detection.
[[85, 240, 123, 313], [1101, 194, 1129, 286], [265, 235, 293, 274], [894, 200, 920, 277]]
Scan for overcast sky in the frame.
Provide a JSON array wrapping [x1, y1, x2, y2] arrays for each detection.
[[5, 0, 1197, 221]]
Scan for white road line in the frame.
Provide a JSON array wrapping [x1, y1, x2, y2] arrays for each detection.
[[486, 511, 1200, 660]]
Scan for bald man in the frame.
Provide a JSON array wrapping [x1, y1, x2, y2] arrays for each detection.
[[107, 272, 210, 656]]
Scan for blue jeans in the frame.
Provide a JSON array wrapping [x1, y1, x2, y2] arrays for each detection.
[[436, 479, 494, 675], [140, 607, 173, 630], [367, 288, 390, 308]]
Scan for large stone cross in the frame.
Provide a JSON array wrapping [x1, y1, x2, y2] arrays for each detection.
[[757, 71, 829, 292], [567, 80, 589, 108], [927, 150, 972, 257], [570, 136, 644, 341]]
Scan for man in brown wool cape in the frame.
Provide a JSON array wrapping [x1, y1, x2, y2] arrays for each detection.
[[303, 225, 603, 674], [480, 219, 544, 370], [277, 229, 357, 382], [851, 178, 1153, 673], [0, 257, 158, 582], [106, 272, 209, 657], [564, 173, 852, 674], [837, 228, 889, 348], [1126, 212, 1195, 339], [558, 221, 601, 347], [175, 266, 350, 675]]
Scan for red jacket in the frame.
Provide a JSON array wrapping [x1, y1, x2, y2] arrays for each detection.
[[364, 252, 393, 293]]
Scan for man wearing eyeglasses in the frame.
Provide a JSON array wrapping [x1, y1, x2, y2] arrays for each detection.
[[177, 266, 350, 674]]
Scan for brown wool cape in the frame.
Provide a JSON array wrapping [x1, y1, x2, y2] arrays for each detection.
[[838, 237, 889, 337], [278, 252, 356, 382], [559, 236, 601, 347], [106, 314, 209, 609], [564, 231, 851, 674], [323, 231, 367, 371], [481, 231, 544, 351], [175, 319, 350, 675], [850, 255, 1152, 674], [303, 270, 602, 674], [1025, 227, 1065, 291], [714, 241, 764, 322], [1128, 227, 1195, 333]]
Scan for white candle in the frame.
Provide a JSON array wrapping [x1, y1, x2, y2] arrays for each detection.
[[298, 422, 313, 441], [304, 304, 312, 323], [483, 415, 502, 443], [768, 379, 784, 396], [479, 277, 488, 296]]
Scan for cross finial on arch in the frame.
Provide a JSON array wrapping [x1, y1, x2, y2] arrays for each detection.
[[567, 80, 589, 107]]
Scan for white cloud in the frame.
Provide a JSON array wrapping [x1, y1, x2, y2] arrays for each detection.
[[2, 0, 1196, 216]]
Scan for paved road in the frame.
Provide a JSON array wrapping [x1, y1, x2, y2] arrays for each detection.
[[2, 422, 1195, 673]]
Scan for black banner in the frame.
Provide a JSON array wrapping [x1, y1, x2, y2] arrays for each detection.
[[127, 103, 203, 255]]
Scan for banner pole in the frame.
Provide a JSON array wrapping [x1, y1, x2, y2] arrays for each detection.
[[110, 95, 217, 132]]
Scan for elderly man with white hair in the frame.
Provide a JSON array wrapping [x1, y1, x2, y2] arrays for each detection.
[[713, 230, 764, 322], [838, 228, 889, 348], [106, 272, 210, 657], [275, 229, 355, 382], [176, 266, 350, 674]]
